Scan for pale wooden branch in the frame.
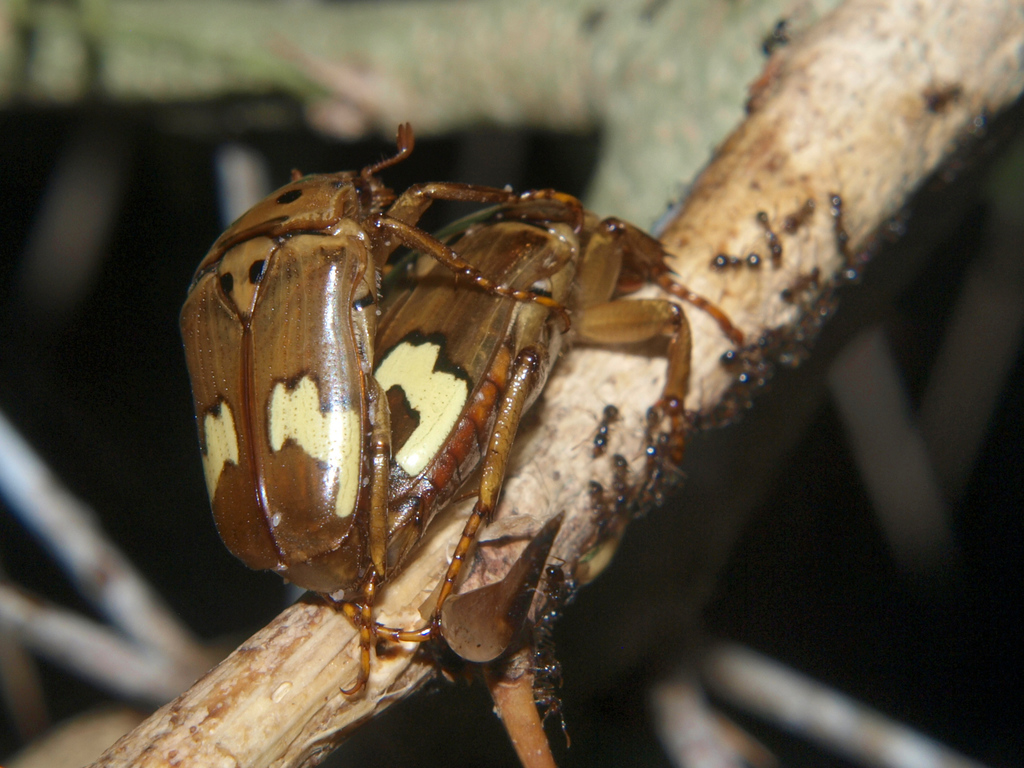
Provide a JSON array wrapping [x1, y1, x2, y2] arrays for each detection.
[[8, 708, 146, 768], [0, 579, 48, 741], [650, 675, 750, 768], [659, 0, 1024, 415], [0, 409, 210, 679], [0, 0, 839, 224], [703, 644, 992, 768], [0, 583, 201, 703], [80, 0, 1024, 765], [486, 652, 559, 768]]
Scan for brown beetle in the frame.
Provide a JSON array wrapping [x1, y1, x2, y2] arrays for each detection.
[[361, 192, 740, 684], [180, 126, 558, 601], [182, 132, 736, 691]]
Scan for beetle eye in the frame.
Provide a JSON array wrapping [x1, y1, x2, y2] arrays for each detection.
[[220, 273, 234, 294], [353, 293, 375, 310], [276, 189, 302, 205], [249, 260, 266, 284]]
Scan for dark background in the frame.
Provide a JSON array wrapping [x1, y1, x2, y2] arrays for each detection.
[[0, 101, 1020, 767]]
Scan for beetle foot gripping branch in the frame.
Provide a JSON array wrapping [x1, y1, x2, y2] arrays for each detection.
[[336, 587, 380, 696], [336, 579, 432, 695]]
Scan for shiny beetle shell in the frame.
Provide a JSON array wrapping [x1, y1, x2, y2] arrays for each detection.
[[180, 126, 551, 599], [180, 170, 388, 593]]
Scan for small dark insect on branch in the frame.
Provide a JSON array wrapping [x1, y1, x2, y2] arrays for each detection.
[[829, 192, 850, 263], [923, 83, 963, 113], [782, 198, 815, 234], [762, 18, 791, 55], [755, 211, 783, 266], [592, 405, 621, 457]]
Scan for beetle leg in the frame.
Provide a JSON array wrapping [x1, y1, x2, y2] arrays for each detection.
[[367, 442, 390, 581], [374, 215, 571, 329], [491, 189, 586, 233], [386, 181, 516, 228], [587, 217, 744, 346], [432, 347, 544, 623], [361, 122, 415, 179], [576, 299, 692, 463], [653, 276, 744, 346], [337, 574, 379, 695], [366, 379, 392, 579], [372, 347, 545, 646]]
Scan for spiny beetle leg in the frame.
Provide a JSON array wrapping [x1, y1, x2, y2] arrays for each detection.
[[335, 574, 380, 695], [654, 273, 744, 347], [360, 122, 415, 179], [498, 189, 585, 233], [655, 302, 693, 464], [575, 297, 692, 463], [387, 180, 516, 226], [370, 349, 546, 651], [372, 622, 433, 644], [597, 217, 743, 346], [375, 215, 571, 329], [433, 347, 543, 619]]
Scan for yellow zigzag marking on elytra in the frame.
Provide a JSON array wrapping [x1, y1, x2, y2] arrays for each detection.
[[375, 341, 468, 476], [269, 377, 361, 518], [202, 403, 240, 498]]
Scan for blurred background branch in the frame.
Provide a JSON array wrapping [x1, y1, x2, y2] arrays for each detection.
[[0, 0, 837, 222]]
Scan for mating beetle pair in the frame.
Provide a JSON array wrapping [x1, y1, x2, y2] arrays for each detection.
[[180, 125, 712, 690]]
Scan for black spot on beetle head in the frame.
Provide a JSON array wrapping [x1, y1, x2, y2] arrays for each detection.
[[220, 273, 234, 294], [249, 260, 266, 284], [276, 189, 303, 205]]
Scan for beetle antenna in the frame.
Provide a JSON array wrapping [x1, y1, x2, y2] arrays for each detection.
[[362, 123, 415, 180]]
